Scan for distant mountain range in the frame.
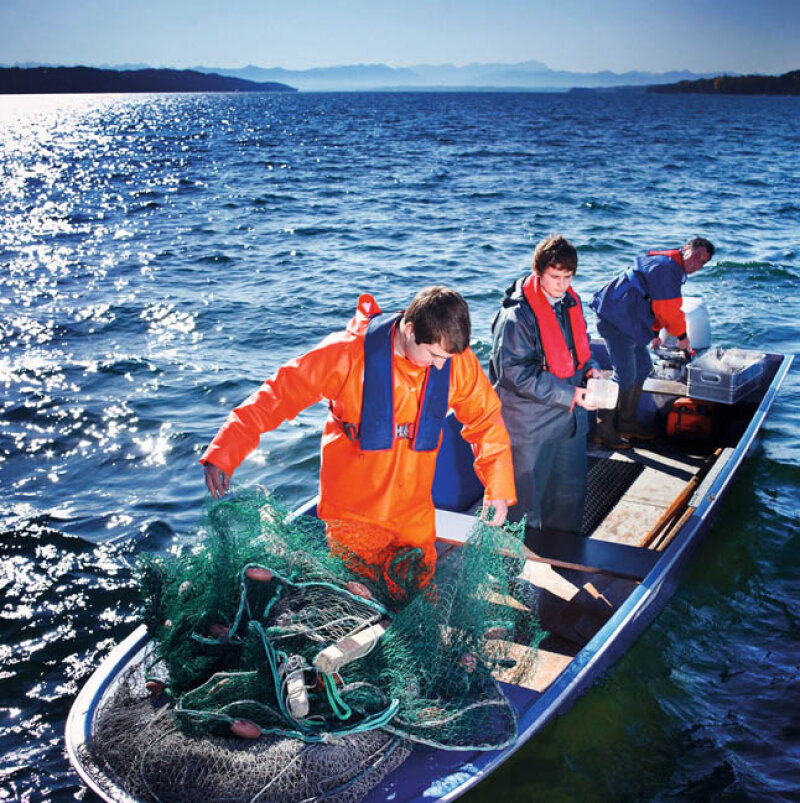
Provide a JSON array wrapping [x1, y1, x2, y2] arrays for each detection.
[[2, 60, 723, 93], [191, 60, 722, 92], [5, 61, 794, 96]]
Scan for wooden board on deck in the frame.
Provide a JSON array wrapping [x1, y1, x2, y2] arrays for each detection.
[[589, 447, 701, 546], [436, 508, 659, 581], [487, 639, 573, 692]]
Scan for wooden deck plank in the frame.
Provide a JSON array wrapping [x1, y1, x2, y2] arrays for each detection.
[[590, 446, 702, 545], [436, 508, 659, 580], [622, 464, 690, 508], [520, 559, 581, 602], [591, 499, 668, 546], [487, 641, 573, 692]]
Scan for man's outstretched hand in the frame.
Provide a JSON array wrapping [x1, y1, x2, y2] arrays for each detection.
[[204, 462, 231, 500], [481, 498, 509, 527]]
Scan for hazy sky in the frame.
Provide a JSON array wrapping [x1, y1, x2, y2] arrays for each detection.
[[1, 0, 798, 75]]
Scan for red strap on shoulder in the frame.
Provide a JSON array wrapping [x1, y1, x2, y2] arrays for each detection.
[[522, 276, 590, 378]]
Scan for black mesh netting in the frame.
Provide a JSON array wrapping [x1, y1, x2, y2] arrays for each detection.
[[89, 488, 546, 802]]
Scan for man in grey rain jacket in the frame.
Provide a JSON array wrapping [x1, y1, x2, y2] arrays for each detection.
[[489, 235, 599, 540]]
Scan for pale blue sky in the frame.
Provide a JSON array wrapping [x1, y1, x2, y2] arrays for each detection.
[[1, 0, 797, 74]]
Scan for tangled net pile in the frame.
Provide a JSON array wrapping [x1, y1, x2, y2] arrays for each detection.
[[89, 488, 546, 802]]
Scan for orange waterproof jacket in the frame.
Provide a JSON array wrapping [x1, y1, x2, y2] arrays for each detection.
[[201, 294, 516, 549]]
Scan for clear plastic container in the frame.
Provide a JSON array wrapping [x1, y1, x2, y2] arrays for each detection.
[[585, 377, 619, 409]]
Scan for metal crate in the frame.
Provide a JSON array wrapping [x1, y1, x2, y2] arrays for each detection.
[[687, 348, 766, 404]]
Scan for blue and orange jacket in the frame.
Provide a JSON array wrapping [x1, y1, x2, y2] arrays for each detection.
[[590, 249, 687, 344]]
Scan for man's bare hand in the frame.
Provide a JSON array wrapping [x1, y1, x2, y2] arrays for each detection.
[[573, 386, 598, 411], [481, 498, 509, 527], [204, 462, 231, 499]]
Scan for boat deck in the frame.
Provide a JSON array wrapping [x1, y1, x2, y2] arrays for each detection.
[[588, 445, 703, 545], [435, 438, 711, 695]]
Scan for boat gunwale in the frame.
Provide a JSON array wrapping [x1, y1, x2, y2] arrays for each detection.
[[65, 624, 149, 803]]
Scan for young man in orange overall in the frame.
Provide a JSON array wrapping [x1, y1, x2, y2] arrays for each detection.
[[201, 286, 516, 597], [489, 235, 599, 540]]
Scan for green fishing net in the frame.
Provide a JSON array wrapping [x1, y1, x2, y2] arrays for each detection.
[[89, 488, 546, 802]]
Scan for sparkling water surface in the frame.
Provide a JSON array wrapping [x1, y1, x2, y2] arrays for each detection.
[[1, 91, 798, 802]]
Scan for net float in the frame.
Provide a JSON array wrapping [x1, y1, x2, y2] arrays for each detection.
[[208, 623, 230, 639], [230, 720, 261, 740], [245, 567, 273, 582], [345, 581, 372, 598]]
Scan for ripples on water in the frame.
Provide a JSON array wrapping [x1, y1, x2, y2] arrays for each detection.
[[1, 91, 797, 802]]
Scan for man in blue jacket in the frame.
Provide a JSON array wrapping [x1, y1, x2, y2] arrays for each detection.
[[590, 237, 715, 448]]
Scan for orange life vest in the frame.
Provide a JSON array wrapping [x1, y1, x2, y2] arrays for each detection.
[[666, 397, 715, 441], [522, 274, 591, 378]]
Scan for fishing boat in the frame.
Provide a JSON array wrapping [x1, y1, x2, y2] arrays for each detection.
[[66, 326, 792, 803]]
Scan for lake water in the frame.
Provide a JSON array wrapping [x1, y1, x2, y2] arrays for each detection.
[[1, 90, 798, 802]]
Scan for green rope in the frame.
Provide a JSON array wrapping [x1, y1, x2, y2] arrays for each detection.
[[322, 672, 351, 720]]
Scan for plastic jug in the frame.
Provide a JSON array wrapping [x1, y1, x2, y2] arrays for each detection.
[[659, 296, 711, 350]]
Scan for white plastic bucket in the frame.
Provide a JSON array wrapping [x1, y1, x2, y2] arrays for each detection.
[[659, 296, 712, 350]]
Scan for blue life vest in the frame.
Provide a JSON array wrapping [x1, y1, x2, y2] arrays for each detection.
[[359, 313, 451, 451]]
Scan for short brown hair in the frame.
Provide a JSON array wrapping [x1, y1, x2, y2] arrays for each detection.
[[403, 286, 471, 353], [685, 237, 715, 257], [532, 234, 578, 275]]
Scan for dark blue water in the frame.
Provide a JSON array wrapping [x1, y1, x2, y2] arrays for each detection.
[[1, 91, 798, 802]]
